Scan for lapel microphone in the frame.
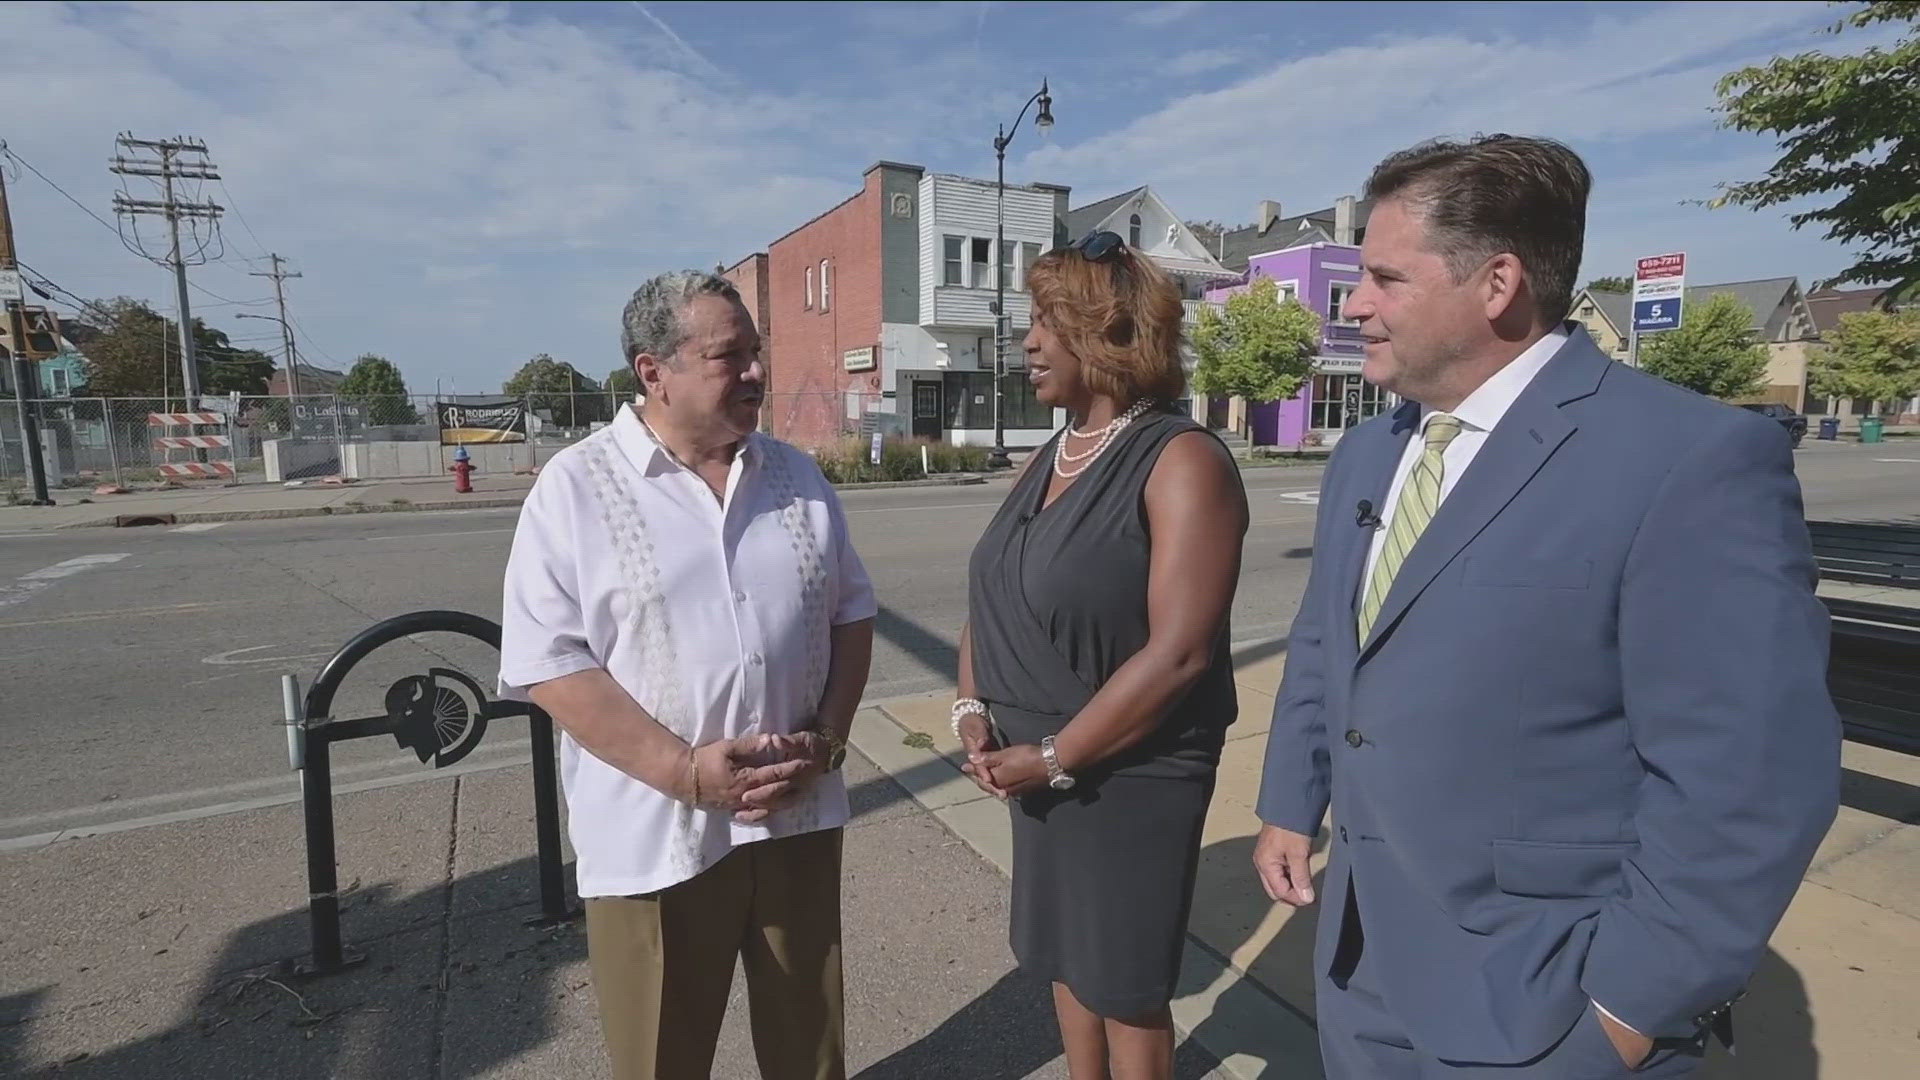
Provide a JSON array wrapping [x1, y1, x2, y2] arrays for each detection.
[[1356, 499, 1382, 529]]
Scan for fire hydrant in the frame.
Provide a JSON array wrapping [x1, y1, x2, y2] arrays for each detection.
[[450, 446, 475, 493]]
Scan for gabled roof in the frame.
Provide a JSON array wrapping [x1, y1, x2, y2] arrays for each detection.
[[1806, 286, 1890, 334], [1570, 289, 1631, 336], [1065, 186, 1147, 241], [1687, 277, 1803, 339]]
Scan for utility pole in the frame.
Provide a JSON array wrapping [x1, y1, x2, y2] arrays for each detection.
[[250, 253, 302, 397], [0, 142, 54, 505], [110, 134, 223, 406]]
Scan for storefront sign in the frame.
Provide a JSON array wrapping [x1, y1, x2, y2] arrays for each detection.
[[842, 346, 876, 373]]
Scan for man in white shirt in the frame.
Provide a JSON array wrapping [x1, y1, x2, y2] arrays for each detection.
[[499, 270, 877, 1080], [1253, 136, 1837, 1077]]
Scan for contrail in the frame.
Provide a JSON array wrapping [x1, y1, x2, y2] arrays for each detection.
[[628, 1, 725, 78]]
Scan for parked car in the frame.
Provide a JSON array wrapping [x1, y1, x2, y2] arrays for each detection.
[[1740, 402, 1808, 448]]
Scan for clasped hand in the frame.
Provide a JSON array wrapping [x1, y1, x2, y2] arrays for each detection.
[[686, 731, 833, 823], [955, 714, 1050, 799]]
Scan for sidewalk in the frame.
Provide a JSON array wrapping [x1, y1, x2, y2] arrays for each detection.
[[856, 642, 1920, 1080], [0, 751, 1228, 1079], [0, 472, 989, 533]]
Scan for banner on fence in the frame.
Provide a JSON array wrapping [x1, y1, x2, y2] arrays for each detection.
[[437, 400, 528, 445]]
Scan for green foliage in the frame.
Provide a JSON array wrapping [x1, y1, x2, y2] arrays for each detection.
[[503, 353, 608, 425], [811, 439, 988, 483], [1711, 2, 1920, 303], [1584, 276, 1632, 293], [1190, 276, 1319, 405], [1639, 294, 1772, 399], [336, 353, 419, 424], [604, 366, 640, 398], [66, 297, 273, 397], [1810, 308, 1920, 411]]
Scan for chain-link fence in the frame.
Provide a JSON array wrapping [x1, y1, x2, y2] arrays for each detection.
[[1, 389, 1010, 491]]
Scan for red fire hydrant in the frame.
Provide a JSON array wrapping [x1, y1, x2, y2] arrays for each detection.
[[450, 446, 475, 493]]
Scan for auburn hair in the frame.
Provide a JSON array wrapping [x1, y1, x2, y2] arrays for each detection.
[[1025, 243, 1187, 405]]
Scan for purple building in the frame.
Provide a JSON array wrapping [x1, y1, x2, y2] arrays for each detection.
[[1204, 240, 1390, 447]]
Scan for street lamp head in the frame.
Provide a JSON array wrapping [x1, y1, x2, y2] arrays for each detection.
[[1035, 81, 1054, 134]]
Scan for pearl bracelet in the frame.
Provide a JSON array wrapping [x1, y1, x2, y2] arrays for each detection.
[[951, 698, 989, 741]]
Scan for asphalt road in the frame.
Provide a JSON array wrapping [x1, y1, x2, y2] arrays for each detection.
[[1, 439, 1915, 844]]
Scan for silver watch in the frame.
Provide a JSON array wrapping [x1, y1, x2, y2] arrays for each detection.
[[1040, 736, 1075, 790]]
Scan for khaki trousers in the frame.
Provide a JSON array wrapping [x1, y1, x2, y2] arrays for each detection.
[[585, 828, 845, 1080]]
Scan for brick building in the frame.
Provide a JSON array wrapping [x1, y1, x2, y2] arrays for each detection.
[[746, 161, 1072, 449]]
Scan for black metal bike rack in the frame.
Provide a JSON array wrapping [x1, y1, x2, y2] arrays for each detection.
[[282, 609, 575, 977]]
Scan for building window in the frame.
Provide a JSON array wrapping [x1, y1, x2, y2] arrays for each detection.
[[943, 371, 1052, 430], [1310, 373, 1390, 430], [1329, 282, 1357, 325], [819, 259, 831, 313], [805, 266, 814, 309], [943, 235, 964, 286], [49, 367, 71, 397], [1129, 214, 1142, 248], [999, 240, 1015, 291], [970, 238, 992, 288], [1022, 242, 1041, 290]]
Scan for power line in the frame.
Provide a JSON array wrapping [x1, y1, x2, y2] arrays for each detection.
[[0, 144, 120, 236], [288, 313, 339, 367], [215, 178, 270, 259], [111, 133, 226, 401]]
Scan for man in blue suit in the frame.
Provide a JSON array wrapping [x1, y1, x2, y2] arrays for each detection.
[[1253, 135, 1840, 1077]]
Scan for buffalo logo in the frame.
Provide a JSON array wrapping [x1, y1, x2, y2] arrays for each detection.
[[384, 668, 491, 768]]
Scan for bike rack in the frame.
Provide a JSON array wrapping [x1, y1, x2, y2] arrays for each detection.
[[280, 609, 575, 977]]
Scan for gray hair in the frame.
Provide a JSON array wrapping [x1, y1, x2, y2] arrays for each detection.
[[619, 271, 741, 374]]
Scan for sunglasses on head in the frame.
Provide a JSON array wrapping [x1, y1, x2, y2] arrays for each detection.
[[1062, 230, 1127, 262]]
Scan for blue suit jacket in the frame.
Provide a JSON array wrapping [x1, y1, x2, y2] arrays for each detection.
[[1257, 327, 1840, 1064]]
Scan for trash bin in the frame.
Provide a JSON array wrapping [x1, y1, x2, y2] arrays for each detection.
[[1818, 417, 1840, 441], [1860, 416, 1884, 444]]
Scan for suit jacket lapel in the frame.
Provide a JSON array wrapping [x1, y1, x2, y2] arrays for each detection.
[[1357, 329, 1609, 661]]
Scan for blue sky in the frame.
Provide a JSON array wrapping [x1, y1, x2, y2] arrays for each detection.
[[1, 1, 1896, 395]]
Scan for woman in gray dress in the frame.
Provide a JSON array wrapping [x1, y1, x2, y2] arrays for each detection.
[[957, 231, 1249, 1079]]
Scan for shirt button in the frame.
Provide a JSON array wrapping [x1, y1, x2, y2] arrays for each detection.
[[750, 653, 764, 666], [1345, 730, 1363, 748], [734, 590, 747, 603]]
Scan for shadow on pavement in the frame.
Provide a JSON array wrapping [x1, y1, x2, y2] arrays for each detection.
[[876, 605, 960, 682], [1172, 834, 1821, 1080], [1840, 766, 1920, 824]]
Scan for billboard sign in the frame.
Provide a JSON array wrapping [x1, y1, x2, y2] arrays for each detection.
[[1632, 252, 1686, 333]]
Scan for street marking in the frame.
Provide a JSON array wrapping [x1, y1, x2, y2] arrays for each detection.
[[1275, 490, 1320, 504], [1872, 458, 1920, 463], [170, 522, 227, 533], [363, 527, 514, 541], [0, 553, 130, 612], [201, 643, 336, 667], [0, 600, 240, 631]]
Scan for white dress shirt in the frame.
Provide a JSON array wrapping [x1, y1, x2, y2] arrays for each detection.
[[1356, 327, 1644, 1038], [498, 405, 877, 898], [1361, 328, 1570, 585]]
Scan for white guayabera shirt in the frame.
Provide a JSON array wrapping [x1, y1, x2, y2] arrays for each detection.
[[499, 406, 877, 898]]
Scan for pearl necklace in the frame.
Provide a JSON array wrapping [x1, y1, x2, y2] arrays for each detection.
[[1053, 400, 1152, 479]]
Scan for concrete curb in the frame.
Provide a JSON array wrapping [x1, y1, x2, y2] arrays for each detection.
[[48, 474, 991, 530], [849, 700, 1322, 1080]]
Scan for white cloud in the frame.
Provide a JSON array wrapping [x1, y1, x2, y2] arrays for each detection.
[[1025, 1, 1866, 286], [1128, 1, 1206, 28], [1165, 48, 1247, 78]]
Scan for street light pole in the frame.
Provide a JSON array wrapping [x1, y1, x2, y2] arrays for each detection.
[[988, 79, 1053, 471], [236, 312, 297, 401]]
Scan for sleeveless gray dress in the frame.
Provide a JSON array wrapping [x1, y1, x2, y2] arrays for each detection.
[[966, 408, 1240, 1018]]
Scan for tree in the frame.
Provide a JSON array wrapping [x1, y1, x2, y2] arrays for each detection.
[[1190, 276, 1319, 438], [503, 353, 606, 426], [65, 297, 273, 398], [337, 353, 419, 425], [605, 366, 639, 396], [1709, 2, 1920, 304], [1809, 307, 1920, 413], [1638, 293, 1771, 399], [1584, 276, 1632, 293]]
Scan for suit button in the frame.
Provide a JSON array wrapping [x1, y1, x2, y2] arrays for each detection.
[[1345, 730, 1363, 748]]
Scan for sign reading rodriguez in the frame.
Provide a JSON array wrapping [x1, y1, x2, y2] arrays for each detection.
[[437, 400, 529, 445]]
